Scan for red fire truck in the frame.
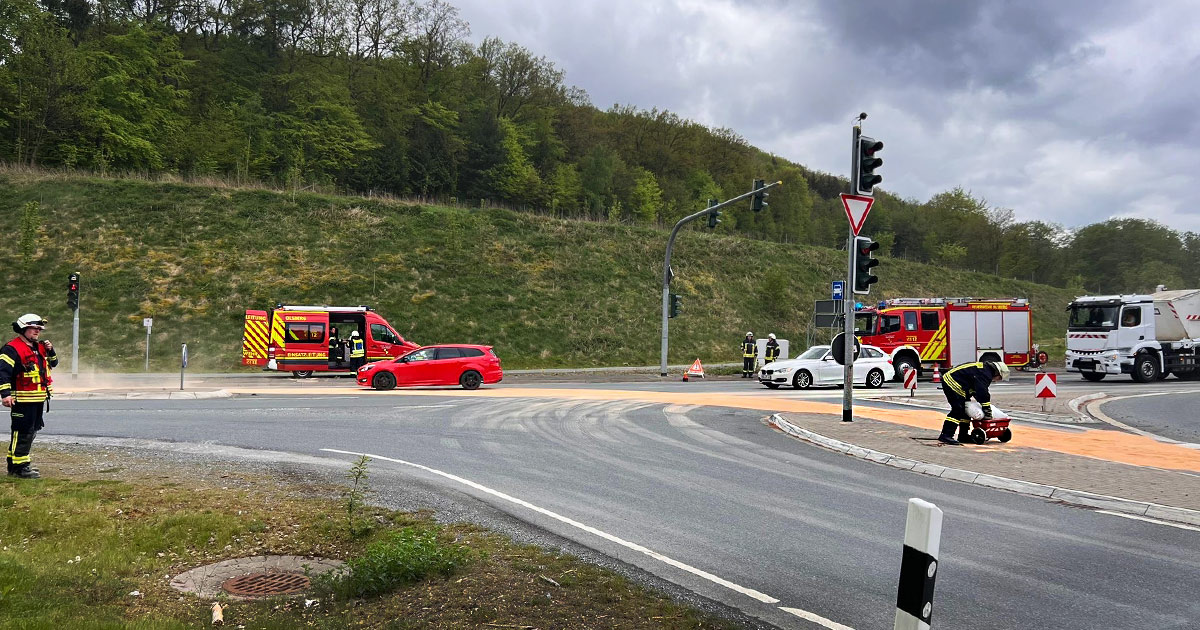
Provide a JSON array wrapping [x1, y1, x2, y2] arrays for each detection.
[[241, 305, 419, 377], [854, 297, 1033, 379]]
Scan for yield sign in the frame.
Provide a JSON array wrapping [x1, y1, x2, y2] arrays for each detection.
[[840, 193, 875, 236], [1035, 372, 1057, 398]]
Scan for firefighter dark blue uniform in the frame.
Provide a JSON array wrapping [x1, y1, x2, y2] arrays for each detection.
[[1, 315, 57, 478], [938, 361, 1004, 445], [349, 332, 366, 372], [741, 333, 757, 378], [764, 335, 780, 365]]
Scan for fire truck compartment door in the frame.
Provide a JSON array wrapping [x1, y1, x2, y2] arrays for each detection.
[[242, 310, 269, 367], [948, 311, 977, 365], [1003, 311, 1030, 354], [976, 312, 1004, 352]]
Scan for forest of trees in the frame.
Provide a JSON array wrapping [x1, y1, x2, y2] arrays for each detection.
[[2, 0, 1198, 294]]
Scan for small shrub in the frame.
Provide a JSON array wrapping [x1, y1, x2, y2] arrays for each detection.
[[321, 527, 472, 599]]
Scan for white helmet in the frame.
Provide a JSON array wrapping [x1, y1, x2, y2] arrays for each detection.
[[350, 330, 360, 337], [746, 331, 754, 337], [986, 361, 1010, 381], [12, 313, 46, 333], [768, 333, 776, 340]]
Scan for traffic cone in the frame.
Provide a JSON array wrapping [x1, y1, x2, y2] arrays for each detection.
[[682, 372, 689, 382], [932, 365, 942, 389]]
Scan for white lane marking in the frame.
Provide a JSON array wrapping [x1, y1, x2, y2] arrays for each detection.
[[395, 404, 459, 409], [1095, 511, 1200, 532], [780, 607, 856, 630], [320, 448, 784, 605]]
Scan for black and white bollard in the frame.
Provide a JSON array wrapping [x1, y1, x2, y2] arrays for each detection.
[[895, 498, 943, 630]]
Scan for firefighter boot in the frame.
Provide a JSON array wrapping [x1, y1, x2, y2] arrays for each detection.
[[8, 465, 39, 479], [937, 420, 961, 445], [958, 422, 972, 443]]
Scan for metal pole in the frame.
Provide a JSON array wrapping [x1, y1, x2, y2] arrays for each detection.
[[145, 326, 151, 372], [71, 308, 79, 378], [843, 227, 855, 422], [181, 343, 187, 391], [659, 183, 782, 376]]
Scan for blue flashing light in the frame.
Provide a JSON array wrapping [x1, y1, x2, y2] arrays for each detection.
[[878, 301, 886, 309], [855, 302, 863, 310]]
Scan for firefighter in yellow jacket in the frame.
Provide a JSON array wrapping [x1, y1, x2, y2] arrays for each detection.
[[349, 330, 366, 372], [741, 332, 757, 378], [1, 314, 58, 479]]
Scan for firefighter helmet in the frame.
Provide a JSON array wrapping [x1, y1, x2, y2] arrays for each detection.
[[746, 331, 754, 337], [12, 313, 47, 334], [768, 333, 776, 340], [350, 331, 360, 337], [986, 360, 1010, 381]]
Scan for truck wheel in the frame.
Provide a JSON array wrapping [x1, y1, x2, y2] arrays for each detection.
[[893, 356, 918, 382], [372, 372, 396, 391], [1081, 371, 1106, 382], [460, 370, 482, 390], [1132, 353, 1159, 383], [293, 370, 314, 379]]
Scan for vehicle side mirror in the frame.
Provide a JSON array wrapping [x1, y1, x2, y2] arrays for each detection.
[[822, 355, 832, 361]]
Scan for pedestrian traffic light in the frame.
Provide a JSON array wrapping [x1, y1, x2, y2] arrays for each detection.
[[852, 237, 879, 294], [750, 179, 768, 212], [669, 293, 682, 318], [707, 198, 721, 229], [855, 130, 883, 196], [67, 272, 80, 310]]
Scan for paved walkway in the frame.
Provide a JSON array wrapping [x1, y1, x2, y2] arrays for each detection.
[[777, 411, 1200, 513]]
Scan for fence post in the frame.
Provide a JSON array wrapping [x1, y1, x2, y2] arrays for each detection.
[[895, 498, 943, 629]]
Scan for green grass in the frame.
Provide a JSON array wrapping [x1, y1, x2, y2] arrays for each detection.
[[0, 171, 1078, 371], [0, 449, 736, 629]]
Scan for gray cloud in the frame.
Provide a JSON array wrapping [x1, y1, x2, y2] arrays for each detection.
[[451, 0, 1200, 233]]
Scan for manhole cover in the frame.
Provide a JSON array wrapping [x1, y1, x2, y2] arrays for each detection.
[[221, 571, 311, 597]]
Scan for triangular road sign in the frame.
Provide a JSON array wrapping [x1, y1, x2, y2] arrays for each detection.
[[840, 193, 875, 236], [686, 359, 705, 378]]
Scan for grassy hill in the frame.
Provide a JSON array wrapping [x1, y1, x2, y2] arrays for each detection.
[[0, 171, 1077, 372]]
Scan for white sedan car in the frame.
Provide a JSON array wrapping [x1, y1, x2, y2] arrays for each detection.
[[758, 344, 895, 389]]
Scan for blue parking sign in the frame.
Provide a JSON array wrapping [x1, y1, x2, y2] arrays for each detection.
[[832, 281, 844, 300]]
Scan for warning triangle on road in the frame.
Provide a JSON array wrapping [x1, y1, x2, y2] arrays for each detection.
[[686, 359, 705, 378], [840, 193, 875, 236]]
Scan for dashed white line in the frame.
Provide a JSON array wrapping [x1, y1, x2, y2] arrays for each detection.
[[1095, 511, 1200, 532], [780, 607, 856, 629]]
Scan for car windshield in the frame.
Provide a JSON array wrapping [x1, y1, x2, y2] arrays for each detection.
[[799, 346, 829, 360], [1068, 305, 1118, 330]]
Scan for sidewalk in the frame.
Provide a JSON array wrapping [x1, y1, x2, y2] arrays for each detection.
[[774, 410, 1200, 519]]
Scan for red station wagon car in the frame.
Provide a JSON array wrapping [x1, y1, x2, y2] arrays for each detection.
[[356, 344, 503, 390]]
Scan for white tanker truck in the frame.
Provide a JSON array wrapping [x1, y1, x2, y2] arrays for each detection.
[[1064, 288, 1200, 382]]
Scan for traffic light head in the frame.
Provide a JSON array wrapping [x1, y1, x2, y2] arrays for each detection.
[[751, 179, 768, 212], [853, 236, 880, 295], [856, 134, 883, 196], [67, 272, 80, 310], [669, 293, 683, 318]]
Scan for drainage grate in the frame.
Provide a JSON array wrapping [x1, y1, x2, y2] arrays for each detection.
[[221, 572, 311, 597]]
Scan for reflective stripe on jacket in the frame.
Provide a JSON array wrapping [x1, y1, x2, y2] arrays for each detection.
[[943, 361, 993, 407], [350, 338, 365, 358], [742, 340, 757, 358]]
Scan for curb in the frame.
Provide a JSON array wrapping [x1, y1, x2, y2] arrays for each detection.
[[767, 413, 1200, 527], [53, 390, 233, 401]]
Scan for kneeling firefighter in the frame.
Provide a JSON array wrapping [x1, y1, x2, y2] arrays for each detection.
[[1, 314, 58, 478], [937, 360, 1009, 445]]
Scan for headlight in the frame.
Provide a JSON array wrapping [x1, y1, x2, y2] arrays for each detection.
[[773, 367, 792, 374], [358, 365, 373, 373]]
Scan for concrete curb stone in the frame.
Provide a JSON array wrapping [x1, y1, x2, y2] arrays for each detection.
[[768, 413, 1200, 527]]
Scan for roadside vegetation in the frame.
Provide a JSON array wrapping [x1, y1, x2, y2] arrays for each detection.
[[0, 447, 736, 629], [0, 173, 1078, 372]]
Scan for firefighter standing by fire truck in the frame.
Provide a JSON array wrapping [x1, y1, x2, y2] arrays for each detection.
[[1, 314, 58, 479], [741, 332, 757, 378], [349, 330, 366, 372], [937, 360, 1009, 445]]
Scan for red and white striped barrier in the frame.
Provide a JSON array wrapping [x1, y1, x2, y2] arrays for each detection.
[[903, 367, 917, 398]]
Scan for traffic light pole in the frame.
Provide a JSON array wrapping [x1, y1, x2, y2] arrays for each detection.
[[842, 225, 856, 422], [660, 182, 782, 376], [71, 307, 79, 378]]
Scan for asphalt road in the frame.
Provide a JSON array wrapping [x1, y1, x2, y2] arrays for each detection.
[[40, 392, 1200, 630], [1100, 390, 1200, 443]]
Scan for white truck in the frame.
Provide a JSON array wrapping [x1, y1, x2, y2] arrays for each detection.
[[1064, 289, 1200, 382]]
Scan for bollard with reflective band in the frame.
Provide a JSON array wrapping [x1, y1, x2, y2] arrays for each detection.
[[895, 498, 942, 630]]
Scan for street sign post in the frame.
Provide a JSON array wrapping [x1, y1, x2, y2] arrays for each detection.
[[840, 193, 875, 236], [833, 281, 845, 300], [181, 343, 188, 391], [143, 317, 153, 371], [1035, 372, 1057, 412]]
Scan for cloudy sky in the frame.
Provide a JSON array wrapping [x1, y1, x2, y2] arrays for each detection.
[[452, 0, 1200, 233]]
